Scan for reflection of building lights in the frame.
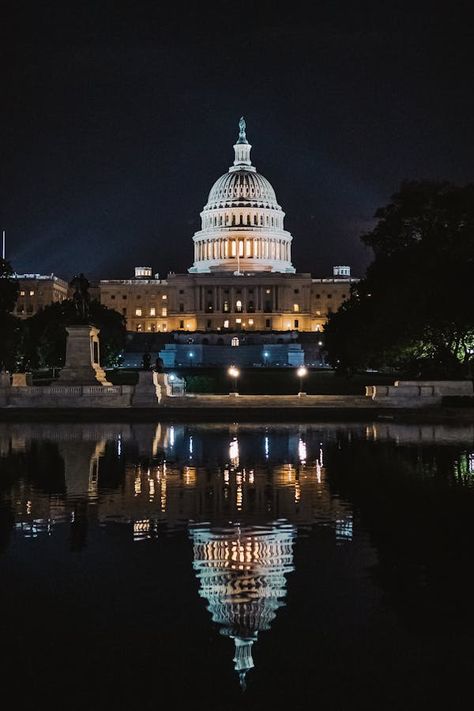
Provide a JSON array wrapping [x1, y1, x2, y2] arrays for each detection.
[[189, 436, 193, 456], [170, 426, 175, 447], [264, 436, 269, 458], [134, 472, 141, 495], [249, 470, 255, 484], [298, 438, 307, 463], [149, 478, 155, 500], [229, 438, 239, 466], [133, 519, 151, 541], [224, 469, 230, 484]]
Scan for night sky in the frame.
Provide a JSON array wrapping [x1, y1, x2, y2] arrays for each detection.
[[3, 1, 474, 280]]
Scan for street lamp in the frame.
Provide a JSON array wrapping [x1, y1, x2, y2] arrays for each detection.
[[263, 350, 270, 366], [228, 365, 240, 395], [296, 366, 308, 396]]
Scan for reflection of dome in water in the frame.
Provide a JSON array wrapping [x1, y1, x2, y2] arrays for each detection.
[[190, 521, 295, 689]]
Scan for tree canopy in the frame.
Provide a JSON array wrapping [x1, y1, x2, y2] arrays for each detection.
[[324, 181, 474, 377]]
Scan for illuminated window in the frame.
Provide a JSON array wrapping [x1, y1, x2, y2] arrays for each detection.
[[316, 310, 321, 316], [248, 318, 254, 325], [20, 290, 25, 296], [293, 303, 300, 312], [150, 307, 156, 316], [161, 307, 167, 317], [231, 337, 239, 346], [137, 323, 142, 332], [239, 240, 244, 257], [236, 299, 242, 312], [135, 308, 142, 316], [223, 300, 229, 312], [162, 294, 167, 299], [231, 240, 236, 256], [265, 288, 271, 294], [236, 318, 242, 324], [29, 290, 35, 296], [223, 319, 229, 328]]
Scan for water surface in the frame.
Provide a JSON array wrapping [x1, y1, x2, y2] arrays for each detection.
[[1, 421, 474, 709]]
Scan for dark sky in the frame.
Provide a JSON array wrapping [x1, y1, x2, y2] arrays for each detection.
[[3, 0, 474, 279]]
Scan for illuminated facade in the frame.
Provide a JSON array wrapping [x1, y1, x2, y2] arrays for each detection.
[[99, 120, 357, 333], [12, 273, 68, 319]]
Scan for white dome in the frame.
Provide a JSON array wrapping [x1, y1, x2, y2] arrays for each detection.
[[206, 170, 280, 210], [189, 118, 295, 274]]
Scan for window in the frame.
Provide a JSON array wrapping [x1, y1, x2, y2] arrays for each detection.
[[179, 289, 184, 294], [327, 293, 332, 298], [122, 308, 127, 315], [207, 289, 212, 295], [179, 320, 184, 328], [265, 288, 271, 294], [294, 288, 299, 294], [236, 318, 242, 324], [136, 295, 141, 299], [316, 310, 321, 316], [265, 318, 271, 328], [236, 299, 242, 312], [150, 324, 156, 332], [179, 303, 184, 312], [135, 308, 142, 316], [294, 319, 299, 328], [137, 324, 142, 332], [29, 290, 35, 296], [293, 303, 300, 313], [231, 337, 239, 346], [248, 318, 254, 325], [161, 307, 167, 317], [111, 295, 116, 300], [123, 295, 127, 300], [315, 294, 320, 299], [162, 294, 167, 300], [20, 290, 25, 296], [223, 300, 229, 312], [207, 319, 212, 328], [150, 307, 156, 316], [207, 302, 213, 312], [223, 319, 229, 328]]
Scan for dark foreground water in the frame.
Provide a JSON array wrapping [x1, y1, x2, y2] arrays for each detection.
[[1, 421, 474, 710]]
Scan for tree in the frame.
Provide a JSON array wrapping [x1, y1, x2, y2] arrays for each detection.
[[0, 259, 20, 370], [20, 299, 126, 370], [325, 182, 474, 377]]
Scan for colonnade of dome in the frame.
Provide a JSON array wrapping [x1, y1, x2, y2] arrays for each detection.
[[189, 118, 295, 274]]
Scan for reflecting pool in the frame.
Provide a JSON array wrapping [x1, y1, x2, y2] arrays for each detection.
[[1, 421, 474, 709]]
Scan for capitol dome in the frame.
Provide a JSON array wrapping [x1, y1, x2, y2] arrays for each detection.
[[189, 118, 295, 274]]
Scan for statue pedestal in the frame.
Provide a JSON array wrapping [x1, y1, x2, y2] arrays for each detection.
[[58, 325, 111, 386]]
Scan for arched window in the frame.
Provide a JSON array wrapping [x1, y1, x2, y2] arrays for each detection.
[[231, 337, 239, 347], [236, 299, 243, 312], [232, 215, 236, 226]]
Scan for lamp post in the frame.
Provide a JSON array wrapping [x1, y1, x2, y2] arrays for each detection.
[[296, 366, 308, 396], [263, 350, 270, 367], [228, 365, 240, 395]]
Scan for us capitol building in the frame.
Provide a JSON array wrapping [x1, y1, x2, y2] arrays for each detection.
[[99, 118, 356, 335], [14, 119, 356, 365]]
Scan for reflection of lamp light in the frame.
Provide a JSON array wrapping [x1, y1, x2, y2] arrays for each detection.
[[190, 522, 295, 690], [229, 437, 239, 466]]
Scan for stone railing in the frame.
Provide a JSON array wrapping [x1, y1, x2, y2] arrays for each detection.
[[366, 380, 473, 405]]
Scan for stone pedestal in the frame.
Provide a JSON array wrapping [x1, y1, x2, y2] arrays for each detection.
[[131, 371, 160, 406], [58, 325, 111, 385]]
